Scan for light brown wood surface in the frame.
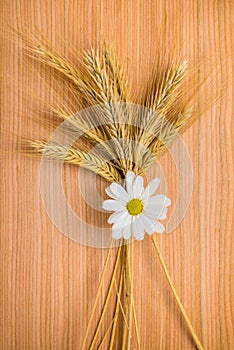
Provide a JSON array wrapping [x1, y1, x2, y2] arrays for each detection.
[[1, 1, 233, 349]]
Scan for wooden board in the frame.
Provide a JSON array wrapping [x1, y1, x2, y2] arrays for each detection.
[[1, 0, 233, 349]]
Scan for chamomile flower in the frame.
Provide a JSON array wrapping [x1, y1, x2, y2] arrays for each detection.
[[102, 171, 171, 240]]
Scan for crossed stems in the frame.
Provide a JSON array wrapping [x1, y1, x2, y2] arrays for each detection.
[[81, 237, 203, 350]]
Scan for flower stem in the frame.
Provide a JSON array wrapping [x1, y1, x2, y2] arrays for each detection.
[[151, 236, 204, 350], [97, 318, 116, 349], [81, 241, 113, 350], [89, 241, 123, 350], [108, 263, 124, 349], [122, 243, 130, 349], [127, 241, 134, 350], [125, 242, 140, 349], [132, 295, 140, 350]]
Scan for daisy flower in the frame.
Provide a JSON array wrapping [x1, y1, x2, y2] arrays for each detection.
[[102, 171, 171, 240]]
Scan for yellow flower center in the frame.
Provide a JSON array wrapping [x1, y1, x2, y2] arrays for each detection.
[[126, 198, 143, 216]]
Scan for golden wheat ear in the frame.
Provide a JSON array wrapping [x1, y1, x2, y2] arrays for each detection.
[[13, 30, 111, 108], [19, 138, 121, 183], [137, 53, 222, 168]]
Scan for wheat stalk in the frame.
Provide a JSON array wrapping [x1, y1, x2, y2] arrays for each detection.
[[50, 107, 109, 148], [151, 61, 188, 111], [21, 139, 121, 182], [84, 49, 120, 132], [138, 61, 188, 141], [24, 40, 117, 109], [84, 48, 130, 169], [102, 43, 130, 103], [152, 236, 204, 350], [28, 44, 92, 91], [141, 108, 192, 170]]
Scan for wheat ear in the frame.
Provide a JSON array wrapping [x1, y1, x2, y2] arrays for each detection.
[[142, 108, 192, 170], [21, 139, 121, 183]]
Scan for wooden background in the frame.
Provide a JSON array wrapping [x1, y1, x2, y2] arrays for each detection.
[[1, 0, 233, 349]]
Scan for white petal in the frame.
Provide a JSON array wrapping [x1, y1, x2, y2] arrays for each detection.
[[144, 195, 171, 207], [110, 183, 129, 201], [148, 221, 165, 234], [141, 178, 160, 198], [102, 199, 124, 211], [108, 208, 126, 224], [143, 204, 167, 219], [132, 175, 144, 197], [123, 224, 131, 240], [126, 171, 135, 195], [140, 214, 157, 234], [112, 228, 123, 240], [132, 216, 145, 240], [112, 211, 132, 229], [136, 232, 145, 240], [157, 207, 168, 220], [105, 186, 124, 201], [126, 171, 135, 185]]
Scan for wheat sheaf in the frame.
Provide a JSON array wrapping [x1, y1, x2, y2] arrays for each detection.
[[19, 37, 214, 182]]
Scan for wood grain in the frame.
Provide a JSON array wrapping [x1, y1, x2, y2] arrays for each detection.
[[1, 0, 233, 349]]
